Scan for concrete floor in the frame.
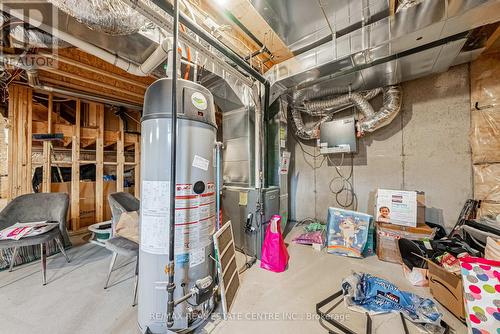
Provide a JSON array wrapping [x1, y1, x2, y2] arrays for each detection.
[[0, 228, 467, 334]]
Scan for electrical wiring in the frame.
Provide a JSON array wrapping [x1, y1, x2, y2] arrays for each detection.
[[234, 245, 256, 275], [287, 97, 358, 209], [327, 153, 358, 210]]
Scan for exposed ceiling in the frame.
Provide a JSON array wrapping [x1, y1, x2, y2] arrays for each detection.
[[265, 0, 500, 98], [1, 0, 500, 103], [250, 0, 389, 53]]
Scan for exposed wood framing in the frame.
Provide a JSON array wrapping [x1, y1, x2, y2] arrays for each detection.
[[7, 85, 33, 198], [40, 67, 145, 100], [34, 47, 154, 106], [484, 24, 500, 54], [32, 120, 139, 145], [71, 100, 81, 231], [116, 118, 125, 193], [95, 103, 105, 222], [214, 0, 294, 63], [42, 93, 52, 192], [25, 91, 33, 194], [389, 0, 397, 16], [134, 140, 141, 199]]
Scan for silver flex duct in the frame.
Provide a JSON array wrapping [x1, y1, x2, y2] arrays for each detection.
[[291, 85, 402, 140]]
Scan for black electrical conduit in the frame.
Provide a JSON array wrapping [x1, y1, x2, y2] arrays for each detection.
[[166, 0, 179, 328]]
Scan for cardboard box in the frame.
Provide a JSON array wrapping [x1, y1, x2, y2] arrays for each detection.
[[427, 260, 466, 322], [416, 191, 425, 226], [376, 189, 423, 227], [376, 222, 436, 263]]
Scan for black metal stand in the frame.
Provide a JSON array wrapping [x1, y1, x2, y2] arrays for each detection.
[[316, 290, 451, 334]]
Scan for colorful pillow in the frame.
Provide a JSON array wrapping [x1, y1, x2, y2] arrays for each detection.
[[459, 256, 500, 334]]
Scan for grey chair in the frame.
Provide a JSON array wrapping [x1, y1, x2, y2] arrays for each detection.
[[105, 192, 139, 306], [0, 193, 71, 285]]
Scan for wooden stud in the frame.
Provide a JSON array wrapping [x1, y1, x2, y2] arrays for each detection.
[[95, 103, 104, 222], [484, 24, 500, 54], [116, 117, 125, 193], [16, 86, 25, 197], [39, 67, 145, 99], [71, 99, 81, 231], [87, 102, 98, 128], [25, 88, 33, 194], [16, 86, 25, 196], [134, 139, 140, 199], [38, 76, 144, 105], [32, 120, 139, 144], [7, 85, 16, 200], [216, 0, 293, 63], [389, 0, 397, 16], [6, 85, 34, 197], [42, 93, 53, 193]]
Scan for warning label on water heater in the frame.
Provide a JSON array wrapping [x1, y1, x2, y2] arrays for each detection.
[[140, 181, 216, 255]]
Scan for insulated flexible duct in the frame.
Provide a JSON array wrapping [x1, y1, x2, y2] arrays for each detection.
[[1, 11, 68, 48], [303, 91, 378, 117], [291, 85, 401, 140], [47, 0, 148, 35], [291, 107, 337, 140], [358, 85, 402, 134], [302, 88, 383, 113]]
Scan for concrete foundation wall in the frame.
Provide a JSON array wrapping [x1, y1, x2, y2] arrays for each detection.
[[289, 64, 472, 229]]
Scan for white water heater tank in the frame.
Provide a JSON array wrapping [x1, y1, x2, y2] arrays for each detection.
[[138, 78, 217, 333]]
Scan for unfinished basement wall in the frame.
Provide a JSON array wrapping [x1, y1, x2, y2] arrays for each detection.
[[0, 109, 8, 210], [289, 64, 472, 230], [470, 51, 500, 216]]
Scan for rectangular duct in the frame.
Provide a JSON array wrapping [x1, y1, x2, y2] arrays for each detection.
[[266, 0, 500, 90]]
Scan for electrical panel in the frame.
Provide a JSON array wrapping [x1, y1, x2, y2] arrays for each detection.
[[318, 116, 357, 154]]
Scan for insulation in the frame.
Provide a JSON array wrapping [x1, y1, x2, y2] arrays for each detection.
[[47, 0, 148, 35], [478, 201, 500, 219], [1, 11, 68, 48], [8, 25, 69, 48], [470, 108, 500, 164], [474, 164, 500, 203], [471, 53, 500, 109], [291, 85, 400, 139], [303, 90, 380, 116], [291, 107, 320, 140]]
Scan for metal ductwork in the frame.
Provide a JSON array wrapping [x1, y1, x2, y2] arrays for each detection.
[[2, 0, 254, 86], [47, 0, 148, 35], [301, 88, 382, 116], [266, 0, 500, 92], [291, 84, 402, 139], [1, 11, 68, 48]]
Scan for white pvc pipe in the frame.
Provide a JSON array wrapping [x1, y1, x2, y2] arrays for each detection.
[[6, 7, 171, 77]]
